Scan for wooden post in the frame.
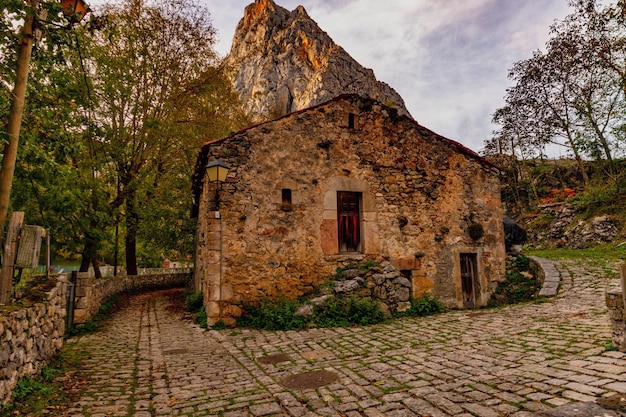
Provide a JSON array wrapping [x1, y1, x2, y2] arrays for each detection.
[[0, 211, 24, 304]]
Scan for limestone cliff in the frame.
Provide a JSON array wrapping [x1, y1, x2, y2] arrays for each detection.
[[223, 0, 412, 122]]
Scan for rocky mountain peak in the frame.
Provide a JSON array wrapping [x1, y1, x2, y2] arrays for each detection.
[[223, 0, 412, 123]]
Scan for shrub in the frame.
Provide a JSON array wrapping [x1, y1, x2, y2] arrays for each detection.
[[488, 271, 540, 307], [185, 291, 203, 313], [514, 255, 530, 271], [343, 297, 385, 326], [394, 293, 445, 318], [211, 320, 227, 330], [193, 306, 208, 328], [237, 298, 307, 331], [315, 296, 386, 328], [236, 295, 386, 330]]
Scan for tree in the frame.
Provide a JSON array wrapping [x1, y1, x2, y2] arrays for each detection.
[[76, 0, 247, 274], [488, 0, 626, 194], [3, 0, 248, 274]]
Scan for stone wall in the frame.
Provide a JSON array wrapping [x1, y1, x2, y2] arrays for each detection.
[[606, 291, 626, 352], [296, 261, 418, 317], [606, 263, 626, 352], [0, 276, 68, 405], [0, 271, 191, 406], [73, 271, 191, 323], [194, 95, 506, 325]]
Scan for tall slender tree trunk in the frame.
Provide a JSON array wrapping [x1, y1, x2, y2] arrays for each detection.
[[79, 234, 100, 278], [125, 189, 139, 276], [565, 131, 590, 187]]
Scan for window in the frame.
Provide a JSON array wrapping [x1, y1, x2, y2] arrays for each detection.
[[282, 189, 292, 205], [348, 113, 355, 129], [337, 191, 361, 252]]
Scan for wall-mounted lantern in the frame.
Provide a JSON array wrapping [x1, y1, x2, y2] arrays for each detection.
[[206, 159, 229, 210]]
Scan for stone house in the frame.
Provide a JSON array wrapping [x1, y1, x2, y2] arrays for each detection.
[[191, 94, 505, 325]]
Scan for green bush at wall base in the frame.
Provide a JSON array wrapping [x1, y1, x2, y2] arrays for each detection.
[[393, 293, 445, 318], [193, 306, 208, 328], [185, 291, 204, 313], [236, 293, 444, 331]]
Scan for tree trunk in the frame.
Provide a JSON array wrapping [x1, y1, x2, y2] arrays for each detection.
[[91, 257, 102, 279], [564, 129, 590, 187], [125, 189, 139, 276], [578, 99, 616, 175], [79, 236, 97, 273]]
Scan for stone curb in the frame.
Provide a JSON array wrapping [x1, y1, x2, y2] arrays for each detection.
[[529, 256, 561, 297]]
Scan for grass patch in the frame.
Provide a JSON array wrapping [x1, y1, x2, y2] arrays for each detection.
[[0, 348, 88, 417], [67, 294, 120, 336], [525, 243, 626, 262]]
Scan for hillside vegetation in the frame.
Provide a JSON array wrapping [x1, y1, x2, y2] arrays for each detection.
[[492, 156, 626, 253]]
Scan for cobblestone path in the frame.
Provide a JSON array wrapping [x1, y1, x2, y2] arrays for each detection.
[[62, 260, 625, 417]]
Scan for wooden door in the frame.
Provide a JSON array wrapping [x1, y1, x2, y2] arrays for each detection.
[[337, 191, 361, 252], [460, 253, 477, 309]]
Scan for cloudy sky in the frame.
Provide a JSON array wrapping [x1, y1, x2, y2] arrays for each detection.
[[205, 0, 574, 154]]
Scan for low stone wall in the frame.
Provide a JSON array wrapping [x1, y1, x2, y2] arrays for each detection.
[[0, 270, 191, 406], [0, 276, 68, 405], [528, 256, 561, 297], [73, 271, 191, 324], [606, 291, 626, 352]]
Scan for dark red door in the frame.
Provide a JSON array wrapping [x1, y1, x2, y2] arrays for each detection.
[[338, 192, 361, 252]]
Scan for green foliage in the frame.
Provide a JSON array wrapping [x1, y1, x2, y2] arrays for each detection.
[[315, 296, 385, 327], [185, 291, 204, 313], [569, 182, 622, 215], [237, 298, 307, 331], [488, 271, 540, 307], [514, 255, 530, 271], [193, 306, 208, 329], [394, 294, 445, 318], [358, 261, 381, 272], [333, 261, 381, 280], [237, 291, 444, 331], [237, 295, 385, 330], [67, 294, 120, 336], [2, 0, 248, 275], [333, 267, 347, 281], [526, 243, 626, 263], [0, 348, 86, 417], [211, 320, 227, 330]]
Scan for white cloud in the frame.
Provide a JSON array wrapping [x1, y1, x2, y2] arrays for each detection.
[[203, 0, 573, 152]]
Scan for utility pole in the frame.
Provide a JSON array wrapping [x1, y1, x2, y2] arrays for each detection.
[[0, 0, 38, 304], [0, 0, 39, 229]]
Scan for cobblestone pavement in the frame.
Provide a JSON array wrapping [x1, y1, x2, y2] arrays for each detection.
[[62, 260, 626, 417]]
